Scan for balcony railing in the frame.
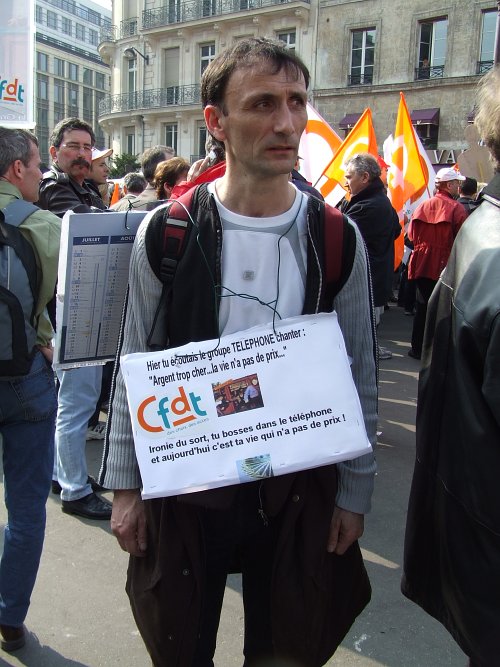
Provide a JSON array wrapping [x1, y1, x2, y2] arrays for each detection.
[[414, 65, 444, 80], [98, 85, 201, 116], [99, 18, 139, 43], [121, 17, 138, 36], [476, 60, 493, 75], [348, 72, 373, 86], [143, 0, 309, 30]]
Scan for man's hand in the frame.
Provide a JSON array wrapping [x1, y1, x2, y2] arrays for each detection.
[[111, 489, 147, 557], [327, 506, 364, 555]]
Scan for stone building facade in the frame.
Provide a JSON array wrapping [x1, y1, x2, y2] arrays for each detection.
[[97, 0, 497, 165], [314, 0, 497, 165]]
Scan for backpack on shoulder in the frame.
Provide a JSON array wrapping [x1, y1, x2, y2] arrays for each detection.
[[0, 200, 40, 377], [144, 186, 354, 351]]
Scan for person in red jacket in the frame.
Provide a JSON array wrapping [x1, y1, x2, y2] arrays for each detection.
[[407, 167, 468, 359]]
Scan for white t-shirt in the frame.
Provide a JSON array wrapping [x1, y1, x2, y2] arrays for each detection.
[[207, 182, 309, 336]]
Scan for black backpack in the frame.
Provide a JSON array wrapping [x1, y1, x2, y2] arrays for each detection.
[[0, 200, 40, 377], [144, 185, 353, 351]]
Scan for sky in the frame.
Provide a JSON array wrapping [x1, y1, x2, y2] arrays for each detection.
[[93, 0, 112, 10]]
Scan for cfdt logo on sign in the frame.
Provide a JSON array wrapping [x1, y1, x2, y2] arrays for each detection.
[[137, 386, 208, 434], [0, 78, 25, 104]]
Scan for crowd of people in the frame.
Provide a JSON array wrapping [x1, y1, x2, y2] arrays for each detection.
[[0, 36, 498, 666]]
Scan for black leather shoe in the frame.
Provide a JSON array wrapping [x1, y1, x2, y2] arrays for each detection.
[[0, 624, 25, 652], [61, 492, 112, 520], [52, 475, 108, 495]]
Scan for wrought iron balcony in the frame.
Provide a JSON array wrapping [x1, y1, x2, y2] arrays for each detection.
[[99, 18, 139, 43], [142, 0, 309, 30], [347, 72, 373, 86], [414, 65, 444, 80], [98, 85, 201, 116], [476, 60, 493, 75], [121, 17, 138, 36]]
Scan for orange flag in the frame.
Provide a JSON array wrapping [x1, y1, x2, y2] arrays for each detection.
[[322, 108, 378, 191], [109, 182, 121, 206], [388, 93, 429, 267]]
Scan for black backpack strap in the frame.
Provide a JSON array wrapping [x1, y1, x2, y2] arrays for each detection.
[[145, 188, 198, 350]]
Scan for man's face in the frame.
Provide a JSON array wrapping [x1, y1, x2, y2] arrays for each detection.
[[19, 142, 42, 203], [90, 158, 109, 185], [206, 63, 308, 179], [345, 166, 369, 197], [50, 129, 93, 184]]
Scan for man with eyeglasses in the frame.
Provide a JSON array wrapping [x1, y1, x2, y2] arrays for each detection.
[[38, 117, 111, 520], [38, 117, 106, 216]]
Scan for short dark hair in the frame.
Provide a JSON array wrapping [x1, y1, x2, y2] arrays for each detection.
[[0, 127, 38, 177], [140, 145, 175, 183], [201, 37, 310, 110], [123, 171, 147, 195], [49, 117, 95, 149], [153, 157, 190, 198], [460, 177, 478, 197]]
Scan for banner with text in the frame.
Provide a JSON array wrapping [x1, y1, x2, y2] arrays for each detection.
[[1, 0, 34, 127], [121, 313, 372, 499]]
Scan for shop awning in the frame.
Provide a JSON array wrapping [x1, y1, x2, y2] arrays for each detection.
[[410, 108, 440, 125], [339, 112, 362, 129]]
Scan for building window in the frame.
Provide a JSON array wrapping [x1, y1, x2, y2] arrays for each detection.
[[416, 18, 447, 79], [67, 83, 79, 115], [35, 5, 43, 24], [198, 123, 207, 160], [478, 10, 496, 74], [76, 23, 85, 41], [62, 17, 72, 35], [349, 28, 375, 85], [54, 79, 65, 105], [37, 52, 49, 72], [83, 68, 93, 86], [127, 58, 137, 93], [277, 31, 296, 51], [46, 10, 57, 29], [95, 72, 105, 90], [37, 75, 49, 100], [124, 127, 135, 155], [165, 123, 178, 154], [89, 29, 98, 46], [200, 43, 215, 76], [83, 87, 93, 122], [68, 63, 78, 82], [54, 58, 65, 77]]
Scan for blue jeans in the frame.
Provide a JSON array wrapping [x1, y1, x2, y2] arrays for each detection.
[[54, 365, 102, 501], [0, 351, 57, 626]]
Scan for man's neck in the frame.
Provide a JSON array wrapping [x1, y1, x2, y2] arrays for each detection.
[[215, 170, 296, 217]]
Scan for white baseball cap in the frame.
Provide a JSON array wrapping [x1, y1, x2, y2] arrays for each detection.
[[435, 167, 466, 183], [91, 147, 113, 161]]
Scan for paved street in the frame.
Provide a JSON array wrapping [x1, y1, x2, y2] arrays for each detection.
[[0, 304, 467, 666]]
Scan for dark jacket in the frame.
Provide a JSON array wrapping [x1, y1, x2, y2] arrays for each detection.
[[125, 186, 373, 667], [402, 172, 500, 667], [342, 178, 400, 306], [38, 164, 106, 218]]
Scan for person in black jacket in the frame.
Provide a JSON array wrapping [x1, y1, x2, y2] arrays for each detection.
[[402, 65, 500, 667], [38, 117, 106, 216], [37, 117, 111, 521], [342, 153, 401, 359]]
